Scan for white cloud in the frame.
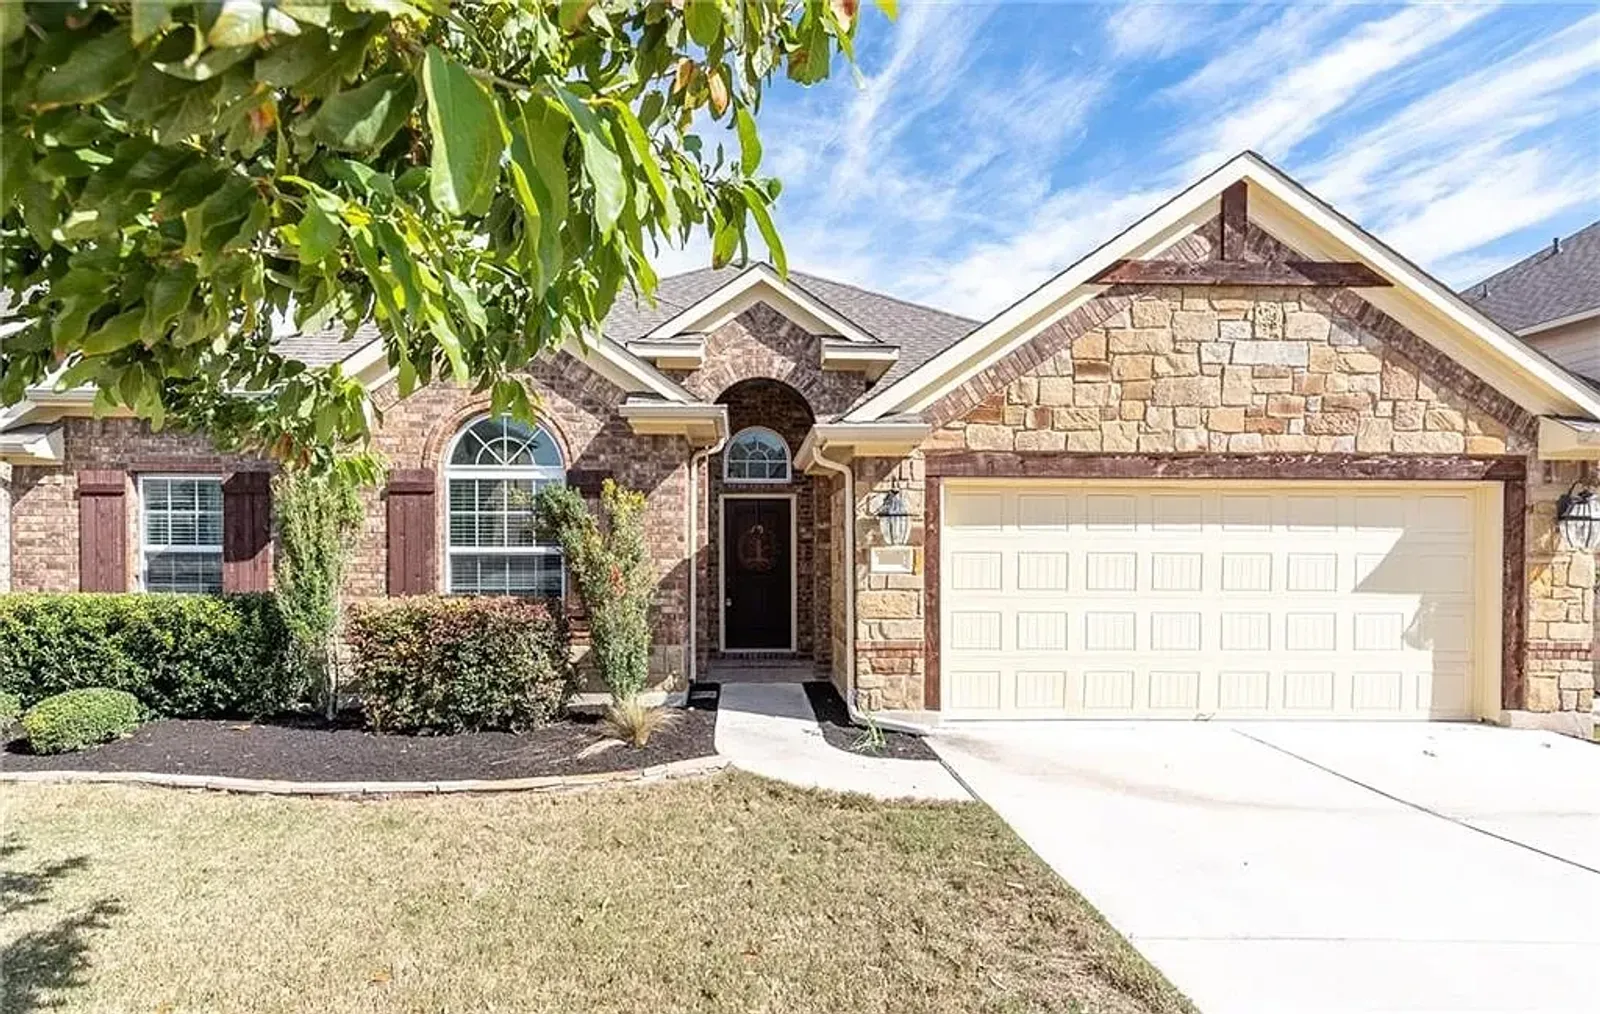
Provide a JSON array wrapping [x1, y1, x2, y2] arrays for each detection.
[[1183, 3, 1493, 173], [1105, 2, 1206, 59]]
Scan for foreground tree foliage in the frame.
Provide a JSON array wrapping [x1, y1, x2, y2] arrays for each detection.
[[0, 0, 877, 472]]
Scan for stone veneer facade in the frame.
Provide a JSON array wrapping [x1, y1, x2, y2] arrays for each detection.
[[845, 279, 1595, 728]]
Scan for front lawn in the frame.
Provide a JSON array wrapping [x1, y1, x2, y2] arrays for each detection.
[[1, 773, 1193, 1014]]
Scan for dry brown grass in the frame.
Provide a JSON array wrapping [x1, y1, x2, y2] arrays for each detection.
[[600, 698, 681, 747], [0, 772, 1194, 1014]]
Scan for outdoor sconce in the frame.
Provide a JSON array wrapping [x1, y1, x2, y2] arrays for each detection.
[[876, 489, 912, 547], [1556, 482, 1600, 552]]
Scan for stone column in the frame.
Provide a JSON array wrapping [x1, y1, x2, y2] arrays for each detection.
[[851, 454, 926, 711], [1517, 461, 1597, 736]]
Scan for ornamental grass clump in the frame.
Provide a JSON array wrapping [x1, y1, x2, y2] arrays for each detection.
[[22, 688, 143, 754]]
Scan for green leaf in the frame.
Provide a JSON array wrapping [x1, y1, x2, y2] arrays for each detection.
[[154, 44, 256, 82], [256, 29, 332, 88], [558, 0, 595, 31], [277, 0, 332, 27], [144, 263, 199, 331], [131, 1, 176, 43], [553, 87, 625, 237], [82, 309, 147, 355], [874, 0, 899, 18], [19, 181, 58, 247], [711, 213, 738, 269], [686, 1, 722, 47], [742, 183, 785, 276], [425, 308, 469, 384], [444, 272, 487, 332], [296, 199, 342, 262], [0, 4, 26, 46], [33, 30, 139, 109], [421, 47, 504, 217], [607, 100, 673, 226], [735, 105, 761, 174], [0, 134, 32, 209], [207, 0, 266, 47], [308, 73, 418, 152]]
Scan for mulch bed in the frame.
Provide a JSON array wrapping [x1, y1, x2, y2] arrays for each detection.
[[802, 681, 938, 761], [0, 702, 717, 782]]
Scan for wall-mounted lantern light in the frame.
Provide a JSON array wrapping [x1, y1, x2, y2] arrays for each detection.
[[876, 489, 912, 547], [1556, 482, 1600, 552]]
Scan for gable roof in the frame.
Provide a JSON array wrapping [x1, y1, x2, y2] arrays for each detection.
[[845, 151, 1600, 423], [607, 264, 977, 385], [1461, 220, 1600, 334], [275, 264, 977, 396]]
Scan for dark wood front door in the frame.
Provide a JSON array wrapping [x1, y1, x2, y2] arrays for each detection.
[[722, 498, 792, 651]]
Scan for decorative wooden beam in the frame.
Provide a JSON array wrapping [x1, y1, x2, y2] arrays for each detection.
[[1090, 179, 1391, 287], [1091, 258, 1392, 287], [1220, 180, 1248, 261]]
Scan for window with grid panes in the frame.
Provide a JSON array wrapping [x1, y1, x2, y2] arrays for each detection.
[[445, 416, 566, 597]]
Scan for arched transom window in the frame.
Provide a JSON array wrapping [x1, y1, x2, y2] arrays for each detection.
[[724, 427, 791, 483], [445, 415, 565, 597]]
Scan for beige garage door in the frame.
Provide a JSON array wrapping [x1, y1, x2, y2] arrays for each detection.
[[939, 481, 1497, 719]]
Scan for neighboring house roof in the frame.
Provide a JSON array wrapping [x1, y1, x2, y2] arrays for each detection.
[[846, 151, 1600, 424], [276, 322, 379, 367], [1461, 221, 1600, 333]]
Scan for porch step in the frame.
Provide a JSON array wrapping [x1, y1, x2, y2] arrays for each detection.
[[707, 657, 819, 684]]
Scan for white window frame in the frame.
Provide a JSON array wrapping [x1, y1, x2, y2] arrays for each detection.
[[443, 415, 567, 598], [137, 474, 225, 594], [723, 426, 792, 484]]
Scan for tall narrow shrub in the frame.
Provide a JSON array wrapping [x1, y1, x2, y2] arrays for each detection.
[[273, 468, 363, 717], [535, 480, 654, 702]]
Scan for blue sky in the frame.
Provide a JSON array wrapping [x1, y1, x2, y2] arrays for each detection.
[[661, 1, 1600, 320]]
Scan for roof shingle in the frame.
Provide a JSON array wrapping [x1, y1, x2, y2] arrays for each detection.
[[1462, 221, 1600, 333]]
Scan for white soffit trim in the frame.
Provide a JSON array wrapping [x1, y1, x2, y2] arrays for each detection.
[[617, 400, 727, 444], [348, 333, 697, 405], [642, 263, 879, 345], [1517, 305, 1600, 337], [0, 423, 64, 463], [1538, 417, 1600, 460], [847, 151, 1600, 423], [624, 337, 706, 370]]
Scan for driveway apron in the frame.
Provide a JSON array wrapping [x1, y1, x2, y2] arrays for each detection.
[[932, 722, 1600, 1014]]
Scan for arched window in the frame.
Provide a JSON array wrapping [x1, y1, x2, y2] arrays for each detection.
[[724, 427, 791, 483], [445, 415, 565, 597]]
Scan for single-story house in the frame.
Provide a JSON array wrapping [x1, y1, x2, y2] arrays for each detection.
[[2, 152, 1597, 735]]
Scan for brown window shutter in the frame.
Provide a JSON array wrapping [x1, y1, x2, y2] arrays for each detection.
[[222, 471, 273, 593], [77, 470, 128, 592], [386, 469, 437, 595]]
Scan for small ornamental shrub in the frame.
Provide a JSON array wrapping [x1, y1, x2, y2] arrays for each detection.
[[347, 597, 573, 734], [22, 688, 144, 754], [0, 595, 296, 718], [535, 480, 654, 702], [0, 690, 21, 728]]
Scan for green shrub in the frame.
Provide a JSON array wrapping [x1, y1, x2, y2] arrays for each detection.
[[22, 688, 144, 754], [0, 594, 297, 718], [347, 597, 573, 734], [0, 690, 21, 728], [535, 480, 654, 702]]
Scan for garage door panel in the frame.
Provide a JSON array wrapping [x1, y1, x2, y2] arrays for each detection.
[[941, 482, 1488, 720]]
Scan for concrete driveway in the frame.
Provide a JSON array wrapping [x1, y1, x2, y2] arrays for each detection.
[[931, 721, 1600, 1014]]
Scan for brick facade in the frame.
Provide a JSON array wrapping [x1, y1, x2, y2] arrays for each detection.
[[667, 302, 870, 670], [5, 301, 862, 690]]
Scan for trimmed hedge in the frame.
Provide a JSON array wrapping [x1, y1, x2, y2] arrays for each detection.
[[22, 688, 144, 754], [0, 594, 298, 718], [347, 597, 574, 734]]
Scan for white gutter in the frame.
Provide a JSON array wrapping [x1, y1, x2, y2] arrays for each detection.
[[686, 428, 728, 685], [804, 440, 856, 708]]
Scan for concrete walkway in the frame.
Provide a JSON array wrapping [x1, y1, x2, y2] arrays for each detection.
[[933, 722, 1600, 1014], [713, 683, 969, 801]]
